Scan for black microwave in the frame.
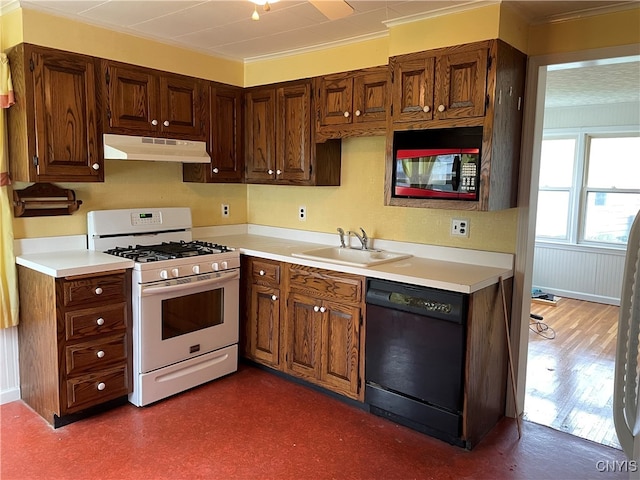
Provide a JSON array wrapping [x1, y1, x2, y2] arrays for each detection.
[[393, 147, 480, 200]]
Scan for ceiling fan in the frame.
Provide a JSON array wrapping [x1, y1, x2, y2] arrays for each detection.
[[250, 1, 354, 21]]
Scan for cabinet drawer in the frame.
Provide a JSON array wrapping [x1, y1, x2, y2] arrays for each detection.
[[65, 302, 127, 341], [61, 273, 127, 307], [288, 265, 362, 304], [251, 259, 281, 285], [65, 333, 128, 376], [65, 364, 129, 412]]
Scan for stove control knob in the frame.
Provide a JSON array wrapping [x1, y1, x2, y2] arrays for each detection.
[[160, 270, 169, 280], [221, 261, 228, 270], [212, 262, 219, 271], [192, 265, 200, 274], [171, 268, 179, 278]]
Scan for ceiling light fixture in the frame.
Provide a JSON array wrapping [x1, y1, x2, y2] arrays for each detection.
[[249, 0, 278, 20], [251, 5, 259, 20]]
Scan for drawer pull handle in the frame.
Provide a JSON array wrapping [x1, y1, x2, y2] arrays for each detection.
[[97, 382, 106, 391], [94, 287, 103, 295], [96, 317, 105, 326], [437, 104, 446, 113], [271, 295, 278, 301], [313, 306, 320, 312], [259, 270, 265, 276], [96, 350, 105, 359], [320, 306, 326, 313]]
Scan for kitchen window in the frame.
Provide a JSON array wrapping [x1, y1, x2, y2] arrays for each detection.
[[536, 130, 640, 247]]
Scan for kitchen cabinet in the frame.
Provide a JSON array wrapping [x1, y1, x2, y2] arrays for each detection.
[[284, 264, 363, 400], [102, 60, 207, 140], [183, 82, 244, 183], [7, 44, 103, 183], [17, 267, 132, 427], [391, 45, 487, 125], [385, 39, 527, 211], [315, 66, 388, 140], [244, 79, 341, 186], [242, 257, 282, 367]]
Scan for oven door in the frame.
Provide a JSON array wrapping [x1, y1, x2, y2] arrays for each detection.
[[137, 269, 239, 373]]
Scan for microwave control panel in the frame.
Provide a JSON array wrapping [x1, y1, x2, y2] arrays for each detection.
[[460, 162, 477, 192]]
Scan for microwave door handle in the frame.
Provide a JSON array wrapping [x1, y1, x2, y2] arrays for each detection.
[[452, 155, 461, 191], [141, 270, 239, 296]]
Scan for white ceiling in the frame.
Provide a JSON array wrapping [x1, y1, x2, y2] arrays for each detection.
[[1, 0, 638, 108], [1, 0, 635, 61]]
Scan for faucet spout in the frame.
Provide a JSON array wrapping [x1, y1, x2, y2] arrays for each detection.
[[347, 227, 369, 250]]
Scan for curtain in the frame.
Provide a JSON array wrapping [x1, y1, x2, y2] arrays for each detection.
[[1, 53, 18, 329]]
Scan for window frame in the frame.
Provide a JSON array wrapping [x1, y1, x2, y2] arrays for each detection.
[[537, 126, 640, 249]]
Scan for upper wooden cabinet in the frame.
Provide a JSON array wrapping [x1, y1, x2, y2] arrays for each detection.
[[315, 66, 388, 140], [183, 82, 244, 183], [391, 44, 488, 126], [244, 79, 341, 186], [385, 39, 527, 211], [102, 61, 207, 141], [7, 44, 103, 183]]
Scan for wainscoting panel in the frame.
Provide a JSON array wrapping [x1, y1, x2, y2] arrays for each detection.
[[1, 326, 20, 404], [533, 243, 625, 305]]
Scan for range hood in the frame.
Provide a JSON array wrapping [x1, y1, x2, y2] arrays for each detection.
[[103, 134, 210, 163]]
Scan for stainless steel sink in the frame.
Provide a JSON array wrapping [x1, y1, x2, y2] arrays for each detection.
[[291, 247, 411, 268]]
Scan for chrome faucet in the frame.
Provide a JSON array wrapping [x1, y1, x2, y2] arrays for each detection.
[[348, 227, 369, 250], [337, 227, 347, 248]]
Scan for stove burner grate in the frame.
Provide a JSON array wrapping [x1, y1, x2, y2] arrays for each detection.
[[104, 240, 233, 262]]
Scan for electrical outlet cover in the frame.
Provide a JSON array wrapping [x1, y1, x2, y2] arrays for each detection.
[[451, 218, 469, 237]]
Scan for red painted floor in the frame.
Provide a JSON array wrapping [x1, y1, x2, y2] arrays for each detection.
[[1, 364, 628, 480]]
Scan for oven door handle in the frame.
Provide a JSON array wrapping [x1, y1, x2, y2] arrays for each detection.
[[141, 270, 239, 296]]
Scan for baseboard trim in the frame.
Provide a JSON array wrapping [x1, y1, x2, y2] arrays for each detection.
[[1, 387, 21, 405]]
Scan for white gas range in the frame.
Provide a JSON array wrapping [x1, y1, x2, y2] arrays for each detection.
[[87, 207, 239, 406]]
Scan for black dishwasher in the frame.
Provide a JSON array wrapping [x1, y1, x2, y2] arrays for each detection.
[[365, 278, 468, 447]]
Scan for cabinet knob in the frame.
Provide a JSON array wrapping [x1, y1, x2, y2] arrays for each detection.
[[423, 105, 430, 113], [151, 119, 158, 126], [213, 168, 219, 174], [320, 306, 326, 313], [96, 350, 105, 359], [271, 295, 278, 301], [343, 111, 350, 118], [276, 169, 282, 175], [355, 110, 361, 117], [163, 120, 170, 127], [92, 163, 100, 170], [268, 169, 274, 175], [314, 306, 320, 312], [94, 287, 103, 295], [437, 104, 446, 112], [97, 382, 106, 391], [259, 270, 265, 276], [96, 317, 105, 326]]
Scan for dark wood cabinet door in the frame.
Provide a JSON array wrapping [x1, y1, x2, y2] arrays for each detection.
[[284, 293, 322, 380], [245, 88, 276, 182], [277, 82, 312, 183], [435, 48, 488, 120], [103, 61, 159, 135], [159, 73, 206, 139], [31, 50, 102, 181], [320, 301, 360, 396], [317, 73, 353, 127], [353, 68, 388, 124], [210, 84, 243, 181], [392, 56, 435, 123], [249, 284, 280, 366]]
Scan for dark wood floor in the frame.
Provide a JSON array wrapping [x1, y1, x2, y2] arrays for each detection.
[[525, 297, 621, 448]]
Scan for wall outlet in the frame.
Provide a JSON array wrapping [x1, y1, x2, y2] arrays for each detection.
[[451, 218, 469, 237], [221, 204, 230, 218], [298, 205, 306, 221]]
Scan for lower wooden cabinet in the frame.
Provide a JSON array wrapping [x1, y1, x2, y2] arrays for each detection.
[[241, 256, 364, 401], [17, 267, 132, 427]]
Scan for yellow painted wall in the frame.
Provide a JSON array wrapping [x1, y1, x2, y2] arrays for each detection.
[[248, 136, 518, 253]]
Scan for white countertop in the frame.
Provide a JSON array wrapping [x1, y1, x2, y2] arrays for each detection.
[[196, 232, 513, 294], [14, 226, 513, 292], [16, 250, 134, 278]]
